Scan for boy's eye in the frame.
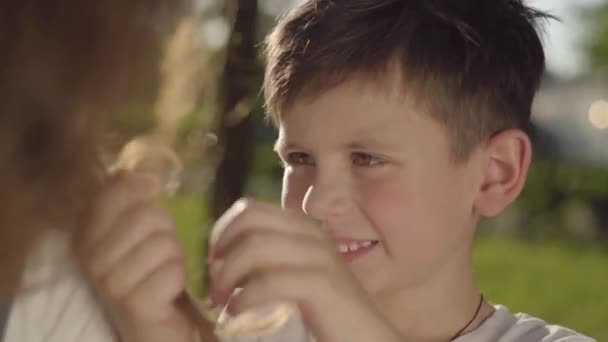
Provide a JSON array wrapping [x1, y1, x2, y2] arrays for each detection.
[[285, 152, 314, 166], [352, 152, 385, 167]]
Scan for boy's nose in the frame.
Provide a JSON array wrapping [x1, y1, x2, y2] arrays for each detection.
[[302, 177, 352, 222]]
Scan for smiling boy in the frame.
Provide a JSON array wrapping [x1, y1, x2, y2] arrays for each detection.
[[207, 0, 595, 341]]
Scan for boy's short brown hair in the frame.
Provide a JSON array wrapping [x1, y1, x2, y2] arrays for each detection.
[[263, 0, 554, 161]]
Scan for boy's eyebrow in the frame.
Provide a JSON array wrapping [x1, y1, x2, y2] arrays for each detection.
[[346, 140, 385, 150], [274, 138, 404, 153], [346, 137, 401, 152]]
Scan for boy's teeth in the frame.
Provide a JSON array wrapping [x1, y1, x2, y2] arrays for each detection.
[[337, 240, 376, 253], [361, 240, 372, 248]]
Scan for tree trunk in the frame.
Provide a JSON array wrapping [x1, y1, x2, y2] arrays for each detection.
[[211, 0, 259, 220]]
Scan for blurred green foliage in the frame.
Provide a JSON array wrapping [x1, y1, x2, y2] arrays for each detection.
[[514, 161, 608, 240], [165, 194, 210, 297], [588, 3, 608, 68]]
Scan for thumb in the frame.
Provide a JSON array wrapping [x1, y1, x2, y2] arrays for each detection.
[[176, 292, 219, 342]]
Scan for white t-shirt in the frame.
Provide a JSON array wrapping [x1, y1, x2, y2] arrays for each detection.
[[4, 232, 595, 342], [4, 231, 115, 342]]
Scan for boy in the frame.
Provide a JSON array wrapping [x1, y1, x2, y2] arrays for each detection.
[[205, 0, 594, 341], [7, 1, 594, 342]]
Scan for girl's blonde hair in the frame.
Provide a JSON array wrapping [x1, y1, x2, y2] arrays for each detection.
[[0, 0, 188, 298]]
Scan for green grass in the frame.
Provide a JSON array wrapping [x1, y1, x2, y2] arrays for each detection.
[[167, 195, 608, 340], [474, 237, 608, 340]]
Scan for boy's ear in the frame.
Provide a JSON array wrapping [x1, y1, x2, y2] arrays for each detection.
[[473, 129, 532, 217]]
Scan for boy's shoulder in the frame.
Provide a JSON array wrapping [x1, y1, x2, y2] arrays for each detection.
[[223, 304, 595, 342], [458, 305, 595, 342]]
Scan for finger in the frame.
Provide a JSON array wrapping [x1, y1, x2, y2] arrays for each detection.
[[211, 231, 332, 305], [123, 259, 187, 323], [86, 172, 162, 244], [101, 232, 185, 299], [224, 267, 328, 318], [86, 204, 175, 279], [175, 294, 219, 342], [211, 199, 327, 258], [227, 270, 396, 342]]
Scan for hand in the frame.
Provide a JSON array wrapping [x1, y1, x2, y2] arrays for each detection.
[[209, 199, 403, 342], [75, 172, 217, 342]]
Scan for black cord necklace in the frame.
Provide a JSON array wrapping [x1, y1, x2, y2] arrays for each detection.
[[449, 293, 485, 341]]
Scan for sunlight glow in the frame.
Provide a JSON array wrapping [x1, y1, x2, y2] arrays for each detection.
[[588, 100, 608, 130]]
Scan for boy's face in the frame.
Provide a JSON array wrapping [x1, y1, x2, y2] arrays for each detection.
[[275, 78, 486, 296]]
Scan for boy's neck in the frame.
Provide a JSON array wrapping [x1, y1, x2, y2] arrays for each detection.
[[374, 243, 494, 341]]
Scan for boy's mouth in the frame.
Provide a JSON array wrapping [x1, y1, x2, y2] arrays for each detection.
[[335, 239, 379, 262]]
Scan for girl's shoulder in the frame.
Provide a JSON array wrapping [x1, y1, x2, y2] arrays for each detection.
[[4, 230, 115, 342]]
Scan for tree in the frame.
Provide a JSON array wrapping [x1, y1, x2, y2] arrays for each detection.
[[587, 2, 608, 69], [211, 0, 260, 220]]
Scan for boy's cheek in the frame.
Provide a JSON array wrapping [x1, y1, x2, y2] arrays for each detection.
[[358, 176, 412, 212], [360, 181, 449, 241]]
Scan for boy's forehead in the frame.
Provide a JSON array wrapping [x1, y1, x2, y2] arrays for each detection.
[[275, 80, 441, 151], [294, 69, 410, 107], [281, 77, 420, 125]]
